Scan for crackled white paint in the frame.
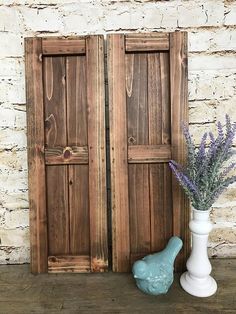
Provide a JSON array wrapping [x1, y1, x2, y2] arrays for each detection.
[[0, 0, 236, 264]]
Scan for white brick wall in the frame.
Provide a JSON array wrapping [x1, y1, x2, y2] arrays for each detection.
[[0, 0, 236, 264]]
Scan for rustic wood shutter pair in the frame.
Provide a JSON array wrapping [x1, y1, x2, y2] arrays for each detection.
[[25, 33, 189, 274]]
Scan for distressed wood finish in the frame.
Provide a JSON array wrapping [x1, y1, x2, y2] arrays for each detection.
[[26, 36, 107, 273], [45, 146, 88, 165], [108, 34, 130, 272], [108, 32, 188, 272], [0, 260, 234, 313], [43, 56, 69, 256], [125, 33, 169, 52], [66, 55, 90, 257], [48, 255, 90, 273], [25, 38, 48, 274], [170, 32, 190, 271], [128, 145, 171, 163], [46, 166, 70, 255], [42, 38, 86, 55], [87, 36, 108, 272]]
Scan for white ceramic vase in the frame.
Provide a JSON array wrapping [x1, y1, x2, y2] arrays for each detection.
[[180, 207, 217, 297]]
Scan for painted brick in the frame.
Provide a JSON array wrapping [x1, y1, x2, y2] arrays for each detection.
[[189, 29, 236, 52], [0, 150, 28, 172], [0, 6, 22, 33], [0, 0, 235, 264], [215, 97, 236, 124], [0, 169, 28, 191], [0, 246, 30, 264], [178, 1, 224, 27], [0, 58, 24, 78], [0, 128, 27, 150], [189, 123, 217, 145], [189, 55, 236, 71], [0, 228, 30, 247], [20, 7, 63, 32], [188, 71, 235, 100], [224, 2, 236, 26], [211, 207, 236, 223], [0, 190, 29, 211], [209, 227, 236, 244], [215, 187, 236, 207], [189, 101, 216, 123], [104, 4, 144, 30], [0, 33, 24, 58], [0, 104, 26, 129], [0, 79, 25, 103], [4, 210, 29, 229], [208, 244, 236, 258], [0, 208, 6, 227]]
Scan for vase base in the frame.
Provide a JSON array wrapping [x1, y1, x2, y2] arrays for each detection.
[[180, 272, 217, 297]]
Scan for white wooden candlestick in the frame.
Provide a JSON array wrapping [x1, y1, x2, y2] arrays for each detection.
[[180, 208, 217, 297]]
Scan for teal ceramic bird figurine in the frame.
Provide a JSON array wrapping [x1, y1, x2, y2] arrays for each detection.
[[132, 236, 183, 296]]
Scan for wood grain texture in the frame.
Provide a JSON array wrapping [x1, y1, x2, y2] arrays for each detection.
[[66, 55, 90, 257], [128, 145, 171, 163], [69, 165, 90, 255], [42, 38, 86, 55], [45, 146, 88, 165], [149, 163, 173, 252], [86, 35, 108, 272], [43, 56, 67, 148], [147, 52, 170, 145], [48, 255, 90, 273], [0, 260, 234, 313], [170, 32, 190, 271], [129, 164, 150, 257], [107, 34, 130, 272], [43, 56, 70, 257], [25, 37, 48, 274], [46, 165, 70, 255], [66, 55, 87, 147], [126, 52, 151, 262], [125, 33, 169, 52], [147, 51, 172, 253]]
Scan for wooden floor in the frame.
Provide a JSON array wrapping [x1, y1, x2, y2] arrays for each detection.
[[0, 259, 235, 314]]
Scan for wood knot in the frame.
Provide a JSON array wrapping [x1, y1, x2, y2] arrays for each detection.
[[63, 147, 72, 159], [128, 136, 136, 145]]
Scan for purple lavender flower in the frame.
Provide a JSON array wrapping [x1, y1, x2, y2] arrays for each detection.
[[169, 115, 236, 211]]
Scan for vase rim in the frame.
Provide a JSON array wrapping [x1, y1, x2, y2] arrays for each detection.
[[191, 206, 211, 213]]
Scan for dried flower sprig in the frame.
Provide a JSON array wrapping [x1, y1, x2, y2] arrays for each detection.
[[169, 115, 236, 211]]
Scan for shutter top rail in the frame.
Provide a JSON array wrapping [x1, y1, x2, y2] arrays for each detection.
[[125, 33, 170, 52], [42, 38, 86, 55]]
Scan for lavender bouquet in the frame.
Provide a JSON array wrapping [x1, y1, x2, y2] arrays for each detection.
[[169, 115, 236, 211]]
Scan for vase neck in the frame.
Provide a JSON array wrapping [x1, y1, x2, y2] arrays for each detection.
[[192, 208, 211, 221]]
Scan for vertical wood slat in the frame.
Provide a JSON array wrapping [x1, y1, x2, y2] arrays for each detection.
[[108, 34, 130, 272], [127, 53, 150, 260], [148, 52, 172, 254], [46, 166, 70, 255], [43, 56, 69, 256], [170, 32, 190, 271], [87, 35, 108, 272], [25, 38, 48, 273], [66, 56, 90, 256]]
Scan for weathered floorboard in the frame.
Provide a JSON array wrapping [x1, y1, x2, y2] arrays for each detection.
[[0, 260, 234, 314]]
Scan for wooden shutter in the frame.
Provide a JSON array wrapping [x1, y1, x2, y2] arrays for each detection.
[[25, 36, 108, 273], [108, 32, 189, 272]]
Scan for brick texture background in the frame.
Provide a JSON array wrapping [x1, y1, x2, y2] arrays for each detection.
[[0, 0, 235, 264]]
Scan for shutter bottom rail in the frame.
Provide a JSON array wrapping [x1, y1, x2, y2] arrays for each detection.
[[48, 255, 91, 273]]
